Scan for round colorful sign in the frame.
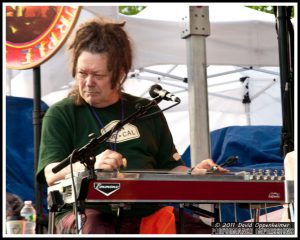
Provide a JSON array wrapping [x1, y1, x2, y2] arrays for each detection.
[[6, 5, 81, 70]]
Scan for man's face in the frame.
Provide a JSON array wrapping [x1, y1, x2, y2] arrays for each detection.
[[76, 51, 120, 108]]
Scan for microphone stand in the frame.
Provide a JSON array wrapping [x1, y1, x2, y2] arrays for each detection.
[[51, 97, 163, 234]]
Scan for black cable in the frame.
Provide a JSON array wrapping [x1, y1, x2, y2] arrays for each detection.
[[137, 100, 180, 120]]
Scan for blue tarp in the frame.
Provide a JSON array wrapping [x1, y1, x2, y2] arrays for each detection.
[[182, 125, 283, 171], [6, 96, 49, 211]]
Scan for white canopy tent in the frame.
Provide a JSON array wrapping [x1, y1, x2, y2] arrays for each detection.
[[5, 4, 284, 155]]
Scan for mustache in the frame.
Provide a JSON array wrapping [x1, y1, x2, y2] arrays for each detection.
[[84, 88, 100, 94]]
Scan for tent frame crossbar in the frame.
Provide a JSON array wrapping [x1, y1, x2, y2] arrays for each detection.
[[139, 67, 187, 82], [136, 65, 279, 85]]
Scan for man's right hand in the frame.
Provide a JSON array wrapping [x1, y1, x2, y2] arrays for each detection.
[[95, 149, 124, 171]]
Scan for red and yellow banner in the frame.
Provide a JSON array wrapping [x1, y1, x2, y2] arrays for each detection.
[[6, 5, 81, 70]]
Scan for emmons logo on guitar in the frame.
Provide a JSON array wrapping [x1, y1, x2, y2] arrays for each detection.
[[268, 192, 280, 199], [94, 183, 120, 196]]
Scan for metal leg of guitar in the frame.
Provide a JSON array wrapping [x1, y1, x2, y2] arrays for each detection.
[[48, 211, 55, 234], [76, 213, 82, 234], [253, 207, 261, 222], [288, 202, 294, 222], [234, 203, 238, 222], [212, 203, 220, 222], [218, 203, 222, 222], [178, 204, 185, 234], [74, 205, 83, 234], [115, 207, 123, 234], [264, 203, 269, 222], [249, 204, 262, 222]]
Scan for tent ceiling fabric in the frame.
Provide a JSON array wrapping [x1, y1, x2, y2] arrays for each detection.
[[119, 4, 279, 68], [74, 4, 281, 68]]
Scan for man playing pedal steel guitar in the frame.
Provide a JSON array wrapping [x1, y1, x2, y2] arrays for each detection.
[[36, 17, 228, 234]]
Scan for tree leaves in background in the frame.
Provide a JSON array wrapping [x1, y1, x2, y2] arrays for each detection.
[[119, 6, 146, 15], [247, 6, 294, 18]]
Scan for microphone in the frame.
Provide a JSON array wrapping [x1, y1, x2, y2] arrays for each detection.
[[149, 84, 181, 103]]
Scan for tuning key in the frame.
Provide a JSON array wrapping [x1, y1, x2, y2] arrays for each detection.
[[263, 169, 271, 180], [270, 170, 276, 180], [277, 170, 285, 181], [255, 169, 263, 180], [249, 169, 256, 180]]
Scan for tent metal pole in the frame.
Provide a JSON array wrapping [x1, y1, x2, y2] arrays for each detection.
[[33, 66, 44, 234], [242, 77, 251, 125], [181, 6, 211, 165]]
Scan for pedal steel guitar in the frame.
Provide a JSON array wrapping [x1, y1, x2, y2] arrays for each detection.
[[47, 169, 294, 234]]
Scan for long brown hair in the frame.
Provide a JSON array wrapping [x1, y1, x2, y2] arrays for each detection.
[[67, 17, 133, 105]]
